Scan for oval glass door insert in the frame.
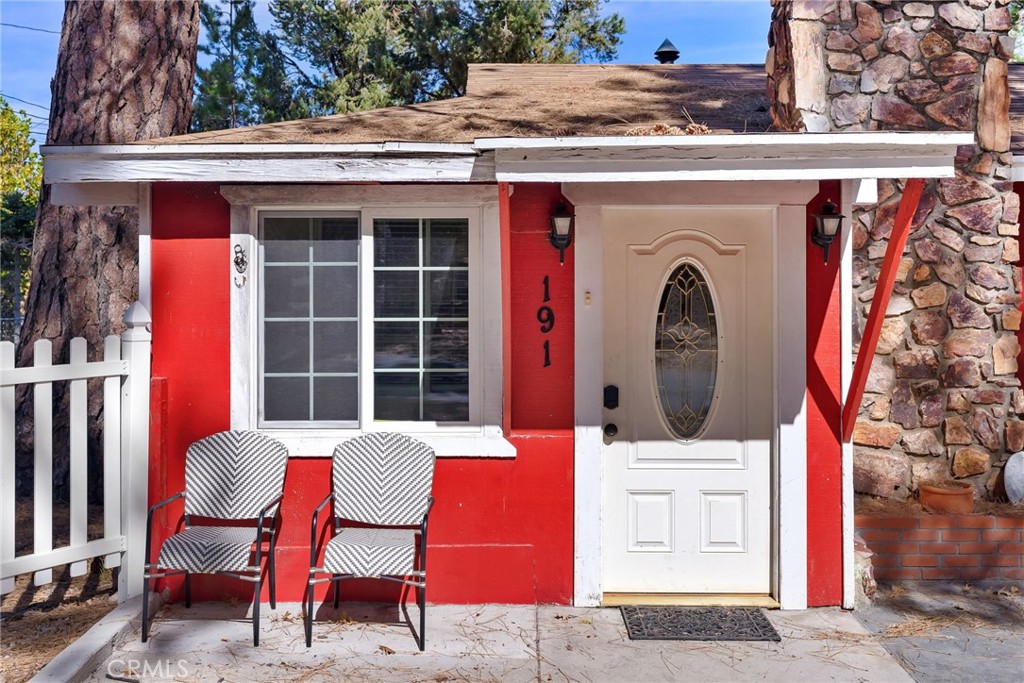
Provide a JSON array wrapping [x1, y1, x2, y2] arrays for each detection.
[[655, 262, 718, 439]]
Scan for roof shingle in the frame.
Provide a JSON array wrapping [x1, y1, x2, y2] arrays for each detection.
[[147, 63, 773, 145]]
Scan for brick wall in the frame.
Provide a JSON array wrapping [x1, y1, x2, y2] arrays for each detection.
[[856, 514, 1024, 581]]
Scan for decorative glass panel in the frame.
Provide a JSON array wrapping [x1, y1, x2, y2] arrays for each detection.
[[655, 263, 718, 439]]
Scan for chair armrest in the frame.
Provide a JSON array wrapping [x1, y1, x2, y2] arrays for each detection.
[[421, 497, 434, 525], [256, 493, 284, 529], [310, 493, 334, 568], [146, 492, 184, 566], [253, 493, 285, 564], [418, 496, 435, 571], [419, 497, 435, 538]]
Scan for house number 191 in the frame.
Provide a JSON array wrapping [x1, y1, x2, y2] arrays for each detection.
[[538, 275, 554, 367]]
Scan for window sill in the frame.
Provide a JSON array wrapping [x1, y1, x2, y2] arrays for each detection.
[[257, 429, 518, 459]]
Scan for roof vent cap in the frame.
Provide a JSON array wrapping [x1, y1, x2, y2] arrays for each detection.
[[654, 38, 680, 64]]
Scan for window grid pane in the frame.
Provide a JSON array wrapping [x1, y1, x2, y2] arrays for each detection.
[[261, 215, 359, 425], [373, 218, 469, 422]]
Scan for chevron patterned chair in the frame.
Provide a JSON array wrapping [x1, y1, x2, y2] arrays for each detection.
[[305, 432, 435, 650], [142, 430, 288, 646]]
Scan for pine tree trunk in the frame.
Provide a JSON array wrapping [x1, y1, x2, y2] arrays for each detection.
[[15, 0, 199, 500]]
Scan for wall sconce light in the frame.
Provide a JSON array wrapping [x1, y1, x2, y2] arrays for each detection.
[[550, 202, 574, 265], [812, 199, 844, 265]]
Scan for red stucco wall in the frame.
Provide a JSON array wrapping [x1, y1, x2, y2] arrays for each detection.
[[149, 180, 843, 606], [149, 182, 575, 605]]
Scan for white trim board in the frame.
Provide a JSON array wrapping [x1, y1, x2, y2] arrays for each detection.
[[483, 131, 970, 183], [840, 181, 857, 610], [776, 204, 808, 610], [45, 155, 494, 184], [43, 132, 970, 187]]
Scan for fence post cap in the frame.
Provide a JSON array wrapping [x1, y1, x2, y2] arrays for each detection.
[[123, 302, 152, 331]]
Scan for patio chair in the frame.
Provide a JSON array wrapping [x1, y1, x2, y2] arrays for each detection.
[[305, 432, 435, 650], [143, 430, 288, 646]]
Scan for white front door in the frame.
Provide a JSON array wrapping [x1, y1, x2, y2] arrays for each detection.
[[601, 207, 774, 595]]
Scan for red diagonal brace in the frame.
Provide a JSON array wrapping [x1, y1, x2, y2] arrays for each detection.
[[842, 177, 926, 443]]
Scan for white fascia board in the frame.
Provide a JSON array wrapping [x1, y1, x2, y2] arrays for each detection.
[[41, 142, 484, 185], [1012, 155, 1024, 182], [479, 131, 973, 183], [491, 161, 956, 183]]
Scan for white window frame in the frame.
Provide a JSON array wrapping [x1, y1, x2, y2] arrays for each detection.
[[226, 184, 513, 458]]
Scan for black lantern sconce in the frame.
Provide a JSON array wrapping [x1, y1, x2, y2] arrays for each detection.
[[550, 202, 574, 265], [812, 199, 845, 265]]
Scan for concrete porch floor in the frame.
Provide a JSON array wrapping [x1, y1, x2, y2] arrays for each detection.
[[43, 600, 920, 682]]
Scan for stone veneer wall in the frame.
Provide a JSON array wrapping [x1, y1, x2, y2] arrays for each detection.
[[768, 0, 1022, 501]]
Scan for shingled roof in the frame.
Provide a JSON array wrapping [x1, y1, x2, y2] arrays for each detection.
[[148, 63, 773, 145]]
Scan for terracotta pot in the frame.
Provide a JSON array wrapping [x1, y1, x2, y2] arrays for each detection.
[[919, 482, 974, 514]]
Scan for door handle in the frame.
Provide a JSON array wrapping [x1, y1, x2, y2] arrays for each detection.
[[604, 423, 618, 438]]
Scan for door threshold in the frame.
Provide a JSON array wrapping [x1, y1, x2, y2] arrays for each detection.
[[601, 593, 780, 609]]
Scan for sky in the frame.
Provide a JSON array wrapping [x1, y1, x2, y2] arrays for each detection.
[[0, 0, 773, 148]]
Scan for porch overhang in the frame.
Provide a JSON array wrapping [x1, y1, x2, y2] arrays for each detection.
[[43, 133, 972, 197], [477, 132, 974, 183], [41, 142, 491, 196]]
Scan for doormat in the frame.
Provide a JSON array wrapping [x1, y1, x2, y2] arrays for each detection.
[[619, 606, 781, 642]]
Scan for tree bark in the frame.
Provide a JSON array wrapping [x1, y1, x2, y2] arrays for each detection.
[[16, 0, 199, 500]]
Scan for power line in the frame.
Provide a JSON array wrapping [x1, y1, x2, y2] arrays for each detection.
[[0, 93, 50, 111], [21, 111, 49, 121], [0, 22, 60, 35]]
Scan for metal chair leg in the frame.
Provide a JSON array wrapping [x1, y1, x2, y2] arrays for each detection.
[[184, 573, 191, 608], [268, 544, 277, 609], [417, 581, 426, 651], [305, 580, 315, 647], [141, 575, 150, 642], [252, 577, 261, 647]]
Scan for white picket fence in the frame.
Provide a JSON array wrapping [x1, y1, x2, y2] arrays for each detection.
[[0, 302, 151, 602]]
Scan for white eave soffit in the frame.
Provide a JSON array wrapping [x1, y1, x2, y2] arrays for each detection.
[[41, 131, 972, 187]]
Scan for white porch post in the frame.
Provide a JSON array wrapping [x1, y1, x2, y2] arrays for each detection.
[[840, 180, 857, 609], [573, 204, 604, 606], [777, 204, 808, 610], [119, 302, 152, 599]]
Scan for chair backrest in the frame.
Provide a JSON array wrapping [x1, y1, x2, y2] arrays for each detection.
[[332, 433, 435, 526], [184, 430, 289, 519]]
